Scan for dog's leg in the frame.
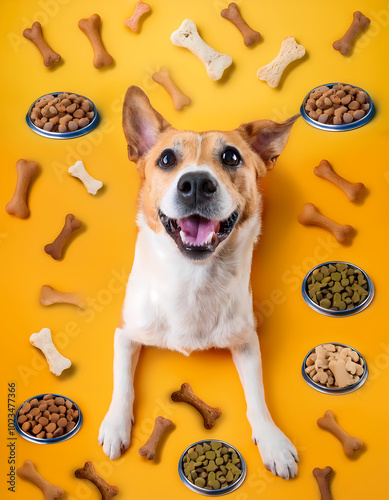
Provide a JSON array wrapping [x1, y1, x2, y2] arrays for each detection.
[[230, 334, 298, 479], [98, 328, 142, 459]]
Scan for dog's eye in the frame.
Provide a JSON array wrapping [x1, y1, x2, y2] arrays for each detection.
[[221, 147, 241, 168], [158, 149, 177, 169]]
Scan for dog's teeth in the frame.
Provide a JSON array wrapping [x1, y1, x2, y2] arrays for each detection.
[[205, 232, 215, 245]]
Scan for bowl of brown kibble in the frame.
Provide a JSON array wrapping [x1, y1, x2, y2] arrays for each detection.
[[302, 343, 368, 395], [178, 439, 246, 496], [14, 393, 82, 444], [300, 83, 375, 131], [26, 91, 99, 139]]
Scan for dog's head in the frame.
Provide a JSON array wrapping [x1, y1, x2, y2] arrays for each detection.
[[123, 86, 298, 261]]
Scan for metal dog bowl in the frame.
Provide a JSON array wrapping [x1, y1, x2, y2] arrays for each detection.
[[15, 393, 82, 444], [301, 83, 374, 131], [302, 342, 368, 395], [178, 439, 246, 496], [302, 261, 374, 317], [26, 91, 99, 139]]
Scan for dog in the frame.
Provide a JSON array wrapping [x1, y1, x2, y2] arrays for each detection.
[[98, 86, 299, 479]]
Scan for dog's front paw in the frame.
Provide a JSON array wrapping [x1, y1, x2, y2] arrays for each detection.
[[98, 408, 133, 460], [255, 424, 299, 479]]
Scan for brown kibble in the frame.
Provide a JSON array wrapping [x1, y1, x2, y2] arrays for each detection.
[[43, 122, 54, 131], [51, 413, 60, 423], [66, 421, 76, 432], [18, 415, 27, 424], [46, 433, 54, 439], [81, 100, 92, 112], [68, 121, 79, 132], [22, 421, 31, 432], [53, 427, 64, 438], [45, 422, 57, 433], [49, 405, 59, 413], [32, 424, 43, 435], [30, 407, 40, 417], [66, 103, 77, 114], [342, 113, 353, 124], [58, 124, 67, 133], [341, 94, 352, 105], [78, 118, 90, 128], [58, 417, 68, 428], [86, 111, 95, 119], [38, 402, 48, 412], [348, 100, 360, 110], [57, 403, 66, 412], [318, 114, 328, 124], [38, 416, 49, 426], [37, 431, 46, 439], [20, 402, 31, 415], [353, 109, 365, 120], [73, 410, 79, 420], [73, 109, 85, 119]]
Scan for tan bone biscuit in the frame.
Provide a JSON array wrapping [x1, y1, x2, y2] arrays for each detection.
[[23, 22, 61, 67], [75, 461, 119, 500], [333, 11, 370, 56], [317, 410, 364, 457], [17, 460, 64, 499], [139, 416, 173, 460], [221, 3, 261, 47], [314, 160, 366, 202], [78, 14, 113, 69], [171, 383, 221, 429], [152, 67, 191, 111], [40, 285, 85, 310], [257, 36, 305, 88], [124, 1, 151, 31], [6, 159, 39, 218]]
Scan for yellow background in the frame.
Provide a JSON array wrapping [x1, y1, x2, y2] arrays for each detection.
[[1, 0, 389, 498]]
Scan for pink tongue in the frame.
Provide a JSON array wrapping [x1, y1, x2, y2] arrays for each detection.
[[178, 215, 219, 245]]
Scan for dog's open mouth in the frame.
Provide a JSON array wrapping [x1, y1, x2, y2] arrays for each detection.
[[159, 210, 239, 260]]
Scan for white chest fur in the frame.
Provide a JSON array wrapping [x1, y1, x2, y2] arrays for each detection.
[[121, 213, 261, 355]]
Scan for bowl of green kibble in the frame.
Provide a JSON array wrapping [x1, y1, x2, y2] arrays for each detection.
[[302, 261, 374, 317], [179, 440, 246, 496]]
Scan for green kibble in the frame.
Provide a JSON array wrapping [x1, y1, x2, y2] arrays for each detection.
[[321, 266, 330, 277], [205, 451, 215, 460], [195, 477, 206, 488], [208, 472, 216, 482], [352, 291, 360, 303], [331, 272, 341, 281], [226, 471, 233, 482], [203, 459, 208, 466], [203, 443, 211, 452], [328, 264, 336, 273], [316, 292, 323, 302], [345, 297, 352, 304], [206, 460, 217, 472], [215, 457, 224, 465], [195, 444, 204, 455], [197, 455, 206, 462], [221, 447, 228, 455], [331, 281, 343, 293], [220, 465, 227, 475], [320, 298, 331, 309], [219, 475, 226, 484], [314, 272, 324, 281], [223, 455, 229, 463], [211, 441, 221, 451], [189, 451, 199, 460], [336, 263, 347, 272], [341, 278, 349, 286]]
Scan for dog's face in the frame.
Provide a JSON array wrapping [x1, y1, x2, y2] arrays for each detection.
[[123, 86, 298, 261]]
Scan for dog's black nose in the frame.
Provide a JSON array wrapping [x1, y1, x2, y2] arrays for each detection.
[[177, 172, 218, 204]]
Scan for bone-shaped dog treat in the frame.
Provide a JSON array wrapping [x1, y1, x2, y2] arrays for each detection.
[[152, 67, 191, 111], [124, 1, 151, 31], [171, 19, 232, 81], [171, 383, 222, 429], [44, 213, 82, 260], [328, 358, 357, 388], [40, 285, 85, 309], [78, 14, 113, 69], [257, 36, 305, 88], [314, 160, 366, 202], [317, 410, 364, 457], [6, 159, 39, 219], [75, 461, 119, 500], [221, 3, 261, 47], [139, 416, 173, 460], [30, 328, 72, 376], [313, 466, 334, 500], [333, 11, 370, 56], [68, 160, 103, 195], [297, 203, 354, 244], [17, 460, 64, 499], [23, 22, 61, 67]]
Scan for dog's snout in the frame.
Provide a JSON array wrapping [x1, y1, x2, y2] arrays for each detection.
[[177, 172, 218, 204]]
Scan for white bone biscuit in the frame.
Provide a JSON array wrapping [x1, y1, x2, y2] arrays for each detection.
[[171, 19, 232, 81], [68, 160, 103, 195], [257, 36, 305, 88], [30, 328, 71, 376]]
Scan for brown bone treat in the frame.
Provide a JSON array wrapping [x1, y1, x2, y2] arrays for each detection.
[[171, 383, 222, 429], [23, 22, 61, 67], [314, 160, 366, 202], [124, 1, 151, 31], [6, 159, 39, 218], [317, 410, 364, 457], [78, 14, 113, 69], [152, 67, 191, 111], [75, 461, 119, 500], [44, 214, 82, 260], [221, 3, 261, 47], [17, 460, 64, 499], [139, 416, 173, 460], [313, 466, 334, 500], [333, 11, 370, 56], [40, 285, 85, 309], [297, 203, 354, 244]]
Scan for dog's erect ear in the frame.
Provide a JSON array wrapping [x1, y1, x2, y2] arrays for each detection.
[[236, 114, 300, 170], [122, 86, 171, 163]]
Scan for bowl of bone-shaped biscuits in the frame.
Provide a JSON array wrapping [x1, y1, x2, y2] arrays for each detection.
[[302, 343, 368, 394]]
